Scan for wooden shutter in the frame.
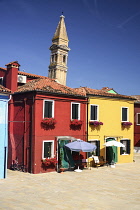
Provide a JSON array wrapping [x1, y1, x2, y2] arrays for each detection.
[[44, 101, 52, 118], [120, 140, 123, 155], [44, 142, 52, 158], [72, 104, 78, 119], [96, 141, 100, 156], [137, 113, 140, 124], [127, 140, 130, 154], [122, 107, 128, 121], [91, 105, 97, 120]]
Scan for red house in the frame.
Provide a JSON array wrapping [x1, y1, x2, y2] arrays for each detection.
[[0, 61, 87, 174]]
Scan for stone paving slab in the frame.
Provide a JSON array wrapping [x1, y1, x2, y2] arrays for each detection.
[[0, 154, 140, 210]]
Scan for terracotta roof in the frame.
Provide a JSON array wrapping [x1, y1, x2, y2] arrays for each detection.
[[0, 67, 6, 71], [75, 87, 135, 100], [0, 66, 46, 79], [15, 78, 86, 97], [18, 71, 47, 79], [101, 87, 118, 93], [0, 85, 11, 93], [131, 95, 140, 102]]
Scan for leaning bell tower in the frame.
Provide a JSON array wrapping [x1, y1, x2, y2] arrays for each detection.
[[48, 15, 70, 86]]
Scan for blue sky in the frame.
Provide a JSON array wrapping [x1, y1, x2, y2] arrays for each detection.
[[0, 0, 140, 96]]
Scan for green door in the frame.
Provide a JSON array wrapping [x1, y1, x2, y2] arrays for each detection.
[[58, 139, 75, 169], [106, 138, 118, 163]]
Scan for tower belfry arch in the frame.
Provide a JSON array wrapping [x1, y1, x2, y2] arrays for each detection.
[[48, 15, 70, 86]]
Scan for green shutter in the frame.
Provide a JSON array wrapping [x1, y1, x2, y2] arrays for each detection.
[[127, 140, 131, 154], [44, 142, 51, 158], [44, 101, 53, 118], [96, 141, 100, 156], [120, 140, 123, 155]]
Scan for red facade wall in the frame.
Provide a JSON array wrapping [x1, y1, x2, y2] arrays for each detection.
[[8, 92, 87, 174], [8, 93, 34, 171], [33, 94, 87, 174], [134, 104, 140, 147], [0, 70, 6, 77]]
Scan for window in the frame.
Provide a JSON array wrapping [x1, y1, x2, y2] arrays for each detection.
[[42, 140, 54, 158], [54, 70, 56, 78], [120, 139, 130, 155], [137, 113, 140, 125], [71, 103, 80, 120], [0, 77, 3, 85], [55, 54, 57, 62], [87, 140, 100, 158], [90, 105, 98, 121], [122, 107, 128, 122], [44, 100, 54, 118], [63, 55, 66, 63], [51, 55, 54, 63]]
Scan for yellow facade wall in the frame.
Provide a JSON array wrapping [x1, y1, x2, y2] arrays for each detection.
[[88, 96, 134, 163]]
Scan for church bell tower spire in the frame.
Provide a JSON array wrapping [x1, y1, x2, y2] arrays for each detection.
[[48, 15, 70, 86]]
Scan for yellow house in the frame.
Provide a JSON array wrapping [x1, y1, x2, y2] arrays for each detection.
[[79, 87, 135, 164]]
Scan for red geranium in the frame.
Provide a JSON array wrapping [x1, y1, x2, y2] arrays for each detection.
[[42, 118, 57, 126], [70, 119, 82, 126], [42, 158, 58, 167]]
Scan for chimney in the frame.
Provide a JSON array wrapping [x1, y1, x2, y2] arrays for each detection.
[[5, 61, 20, 92]]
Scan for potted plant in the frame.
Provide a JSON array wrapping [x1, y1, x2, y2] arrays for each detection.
[[121, 122, 132, 127], [42, 157, 57, 168], [89, 121, 103, 126], [41, 118, 57, 126], [70, 119, 82, 126]]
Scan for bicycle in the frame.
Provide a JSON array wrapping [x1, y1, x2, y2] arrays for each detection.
[[11, 158, 26, 172]]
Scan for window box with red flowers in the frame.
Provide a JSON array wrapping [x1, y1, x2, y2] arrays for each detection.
[[121, 122, 132, 127], [42, 158, 58, 168], [70, 119, 83, 126], [89, 121, 103, 126], [41, 118, 57, 126]]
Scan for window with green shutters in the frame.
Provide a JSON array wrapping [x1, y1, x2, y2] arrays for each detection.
[[87, 140, 100, 157], [44, 100, 54, 118], [120, 139, 130, 155], [122, 107, 128, 122], [43, 141, 54, 158], [137, 113, 140, 125], [71, 103, 80, 120], [90, 105, 98, 121]]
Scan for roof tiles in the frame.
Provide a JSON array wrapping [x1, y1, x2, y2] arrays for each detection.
[[131, 95, 140, 102], [0, 66, 47, 79], [75, 87, 135, 100], [15, 78, 86, 97], [0, 85, 11, 93]]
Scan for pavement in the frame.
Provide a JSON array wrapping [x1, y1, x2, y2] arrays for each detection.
[[0, 154, 140, 210]]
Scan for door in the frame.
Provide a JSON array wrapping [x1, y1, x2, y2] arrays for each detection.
[[106, 138, 118, 163], [58, 139, 75, 169]]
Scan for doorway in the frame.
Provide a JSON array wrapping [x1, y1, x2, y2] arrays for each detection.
[[58, 139, 75, 169], [106, 138, 118, 163]]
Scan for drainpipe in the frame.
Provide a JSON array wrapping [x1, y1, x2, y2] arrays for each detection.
[[3, 147, 7, 178], [86, 98, 89, 142], [30, 95, 35, 173], [23, 98, 27, 168], [86, 98, 89, 159]]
